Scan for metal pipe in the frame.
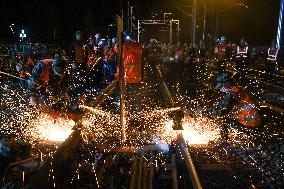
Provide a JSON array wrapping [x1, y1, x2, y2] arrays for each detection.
[[192, 0, 197, 45], [89, 80, 118, 108], [276, 0, 284, 49], [259, 101, 284, 115], [118, 15, 126, 143], [178, 135, 203, 189], [129, 158, 137, 189], [170, 20, 173, 44], [148, 160, 155, 189], [155, 65, 175, 107], [138, 20, 140, 42], [138, 157, 143, 189], [203, 6, 207, 41], [154, 64, 184, 130], [172, 154, 179, 189], [177, 20, 180, 42], [142, 161, 148, 189]]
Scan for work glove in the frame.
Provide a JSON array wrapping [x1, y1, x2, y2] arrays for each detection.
[[71, 63, 78, 71], [29, 96, 36, 106]]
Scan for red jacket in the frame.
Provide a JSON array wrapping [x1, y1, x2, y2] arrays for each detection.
[[216, 44, 228, 61]]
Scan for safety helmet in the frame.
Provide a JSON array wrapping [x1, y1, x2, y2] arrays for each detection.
[[220, 36, 226, 43], [214, 72, 231, 89], [112, 37, 118, 44], [95, 33, 101, 39], [149, 38, 158, 45], [52, 57, 67, 76]]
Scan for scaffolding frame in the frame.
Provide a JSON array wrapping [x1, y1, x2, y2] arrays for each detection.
[[137, 19, 180, 44]]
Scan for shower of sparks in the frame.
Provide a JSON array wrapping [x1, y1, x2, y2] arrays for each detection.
[[23, 113, 74, 143], [1, 47, 284, 188], [158, 115, 220, 145]]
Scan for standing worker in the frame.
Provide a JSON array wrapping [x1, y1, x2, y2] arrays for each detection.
[[266, 39, 279, 76], [215, 36, 229, 73], [235, 38, 248, 83], [69, 31, 89, 109]]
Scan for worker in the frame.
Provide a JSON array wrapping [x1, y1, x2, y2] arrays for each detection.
[[209, 72, 262, 141], [103, 40, 115, 83], [266, 39, 279, 76], [15, 55, 28, 91], [27, 57, 68, 107], [69, 31, 89, 108], [69, 31, 88, 70], [86, 34, 101, 88], [174, 41, 185, 83], [145, 39, 161, 79], [235, 38, 248, 83], [215, 36, 229, 73]]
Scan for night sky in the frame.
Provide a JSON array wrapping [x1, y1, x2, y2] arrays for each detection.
[[0, 0, 281, 47]]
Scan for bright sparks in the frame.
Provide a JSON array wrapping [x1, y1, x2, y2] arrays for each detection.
[[24, 114, 74, 143], [160, 115, 220, 145]]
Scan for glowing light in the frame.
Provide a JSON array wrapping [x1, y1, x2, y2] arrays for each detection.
[[25, 114, 74, 142], [160, 115, 220, 145]]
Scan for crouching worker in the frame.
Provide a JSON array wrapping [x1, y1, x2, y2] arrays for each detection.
[[27, 56, 69, 109], [208, 72, 262, 142]]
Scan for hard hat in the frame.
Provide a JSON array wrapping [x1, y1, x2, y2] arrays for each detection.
[[214, 72, 231, 89], [75, 31, 83, 36], [220, 36, 226, 43], [95, 33, 101, 38], [149, 38, 157, 44], [112, 37, 117, 44], [52, 57, 67, 75]]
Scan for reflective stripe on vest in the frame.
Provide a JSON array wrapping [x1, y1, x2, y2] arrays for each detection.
[[236, 46, 248, 58], [230, 86, 260, 127], [217, 45, 227, 60], [238, 112, 261, 127], [241, 112, 259, 123], [236, 102, 257, 114], [267, 48, 279, 61]]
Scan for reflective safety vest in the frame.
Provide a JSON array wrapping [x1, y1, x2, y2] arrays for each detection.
[[230, 86, 261, 127], [216, 44, 228, 61], [104, 47, 115, 63], [267, 48, 279, 61], [236, 46, 248, 59]]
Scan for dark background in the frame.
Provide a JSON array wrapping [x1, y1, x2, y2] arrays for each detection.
[[0, 0, 281, 48]]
